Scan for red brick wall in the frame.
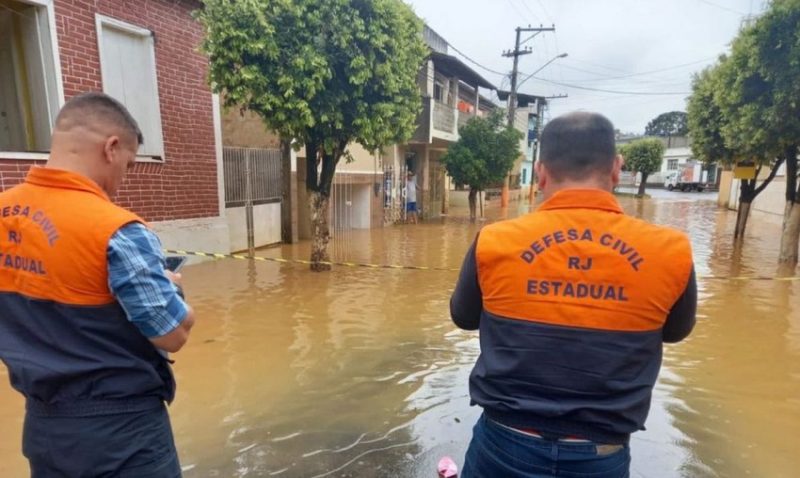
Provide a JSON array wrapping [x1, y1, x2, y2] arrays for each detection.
[[0, 0, 219, 222]]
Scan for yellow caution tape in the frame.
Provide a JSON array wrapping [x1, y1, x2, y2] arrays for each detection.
[[163, 250, 800, 281], [164, 250, 458, 272]]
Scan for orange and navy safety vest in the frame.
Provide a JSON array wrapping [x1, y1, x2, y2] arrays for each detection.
[[0, 167, 175, 414], [471, 189, 693, 443]]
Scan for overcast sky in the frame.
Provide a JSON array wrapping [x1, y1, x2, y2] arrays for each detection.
[[405, 0, 767, 133]]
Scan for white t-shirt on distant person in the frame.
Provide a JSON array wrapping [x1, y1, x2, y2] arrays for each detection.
[[406, 178, 417, 203]]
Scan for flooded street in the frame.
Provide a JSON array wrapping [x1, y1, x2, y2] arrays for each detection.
[[1, 193, 799, 477]]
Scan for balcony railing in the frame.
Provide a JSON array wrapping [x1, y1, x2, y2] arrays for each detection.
[[432, 100, 456, 135]]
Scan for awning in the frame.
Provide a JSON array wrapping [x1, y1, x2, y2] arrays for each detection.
[[429, 51, 497, 90]]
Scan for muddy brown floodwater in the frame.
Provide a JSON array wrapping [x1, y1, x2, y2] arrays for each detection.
[[1, 193, 799, 477]]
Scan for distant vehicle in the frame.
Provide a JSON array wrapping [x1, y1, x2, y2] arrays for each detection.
[[665, 163, 707, 192]]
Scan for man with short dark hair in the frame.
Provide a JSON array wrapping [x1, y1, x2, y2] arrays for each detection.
[[452, 112, 696, 477], [0, 92, 195, 477]]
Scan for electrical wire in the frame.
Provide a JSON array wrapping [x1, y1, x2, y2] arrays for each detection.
[[445, 42, 508, 77], [696, 0, 747, 15], [522, 76, 690, 95]]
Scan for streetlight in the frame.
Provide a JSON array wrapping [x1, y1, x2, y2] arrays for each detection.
[[518, 53, 568, 89]]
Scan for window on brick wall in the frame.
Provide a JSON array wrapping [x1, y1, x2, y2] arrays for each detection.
[[0, 0, 61, 153], [96, 15, 164, 159]]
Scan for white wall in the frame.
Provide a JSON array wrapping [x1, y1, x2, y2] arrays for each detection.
[[151, 216, 231, 257], [727, 176, 786, 226], [332, 183, 371, 230], [753, 177, 786, 216], [650, 146, 693, 184], [226, 202, 282, 252]]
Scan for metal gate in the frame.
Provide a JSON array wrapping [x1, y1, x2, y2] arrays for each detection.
[[223, 147, 282, 255], [382, 164, 408, 225]]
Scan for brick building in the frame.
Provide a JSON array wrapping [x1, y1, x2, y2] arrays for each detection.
[[0, 0, 229, 252]]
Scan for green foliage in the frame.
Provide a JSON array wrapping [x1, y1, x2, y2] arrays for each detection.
[[198, 0, 428, 156], [701, 0, 800, 164], [687, 65, 735, 165], [619, 138, 665, 176], [440, 111, 522, 191], [644, 111, 688, 137]]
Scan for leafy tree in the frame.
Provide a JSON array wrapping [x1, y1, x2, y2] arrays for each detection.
[[198, 0, 427, 271], [619, 138, 665, 197], [687, 66, 734, 167], [711, 20, 787, 241], [645, 111, 688, 139], [440, 111, 522, 220], [745, 0, 800, 265]]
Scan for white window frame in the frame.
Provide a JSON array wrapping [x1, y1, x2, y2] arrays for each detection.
[[0, 0, 65, 160], [95, 14, 165, 162], [667, 159, 679, 171]]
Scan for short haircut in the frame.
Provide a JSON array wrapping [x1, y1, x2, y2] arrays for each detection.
[[55, 92, 143, 146], [539, 112, 616, 181]]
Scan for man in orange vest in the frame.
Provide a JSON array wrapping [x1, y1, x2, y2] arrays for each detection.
[[451, 112, 696, 477], [0, 92, 195, 477]]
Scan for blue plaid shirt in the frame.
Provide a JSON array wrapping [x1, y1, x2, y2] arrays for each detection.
[[107, 223, 189, 338]]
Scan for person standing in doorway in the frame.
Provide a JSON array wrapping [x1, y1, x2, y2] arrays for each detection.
[[450, 112, 697, 477], [406, 170, 419, 224], [0, 92, 195, 477]]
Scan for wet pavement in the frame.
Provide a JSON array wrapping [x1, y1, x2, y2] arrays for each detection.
[[1, 192, 799, 477]]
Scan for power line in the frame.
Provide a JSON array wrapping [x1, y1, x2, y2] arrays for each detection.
[[553, 57, 714, 84], [505, 0, 527, 19], [516, 0, 541, 22], [446, 42, 508, 77], [696, 0, 747, 15], [522, 76, 690, 95], [534, 0, 553, 23]]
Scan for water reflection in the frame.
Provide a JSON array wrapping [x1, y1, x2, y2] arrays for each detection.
[[0, 193, 798, 477]]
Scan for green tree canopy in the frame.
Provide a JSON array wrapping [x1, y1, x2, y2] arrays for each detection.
[[198, 0, 428, 270], [199, 0, 427, 161], [687, 65, 735, 166], [440, 111, 522, 218], [644, 111, 688, 137], [744, 0, 800, 262], [619, 138, 665, 197]]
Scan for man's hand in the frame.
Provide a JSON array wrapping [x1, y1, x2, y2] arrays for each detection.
[[165, 271, 183, 287]]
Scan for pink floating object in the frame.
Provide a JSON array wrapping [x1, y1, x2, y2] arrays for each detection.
[[437, 456, 458, 478]]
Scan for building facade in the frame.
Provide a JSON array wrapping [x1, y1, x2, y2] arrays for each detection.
[[0, 0, 229, 252], [403, 26, 498, 220]]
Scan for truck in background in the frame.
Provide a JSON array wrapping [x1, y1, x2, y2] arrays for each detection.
[[665, 162, 708, 192]]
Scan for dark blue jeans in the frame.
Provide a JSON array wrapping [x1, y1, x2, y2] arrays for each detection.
[[23, 403, 181, 478], [462, 414, 630, 478]]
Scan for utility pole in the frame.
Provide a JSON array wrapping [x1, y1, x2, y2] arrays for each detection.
[[501, 24, 555, 207], [528, 94, 568, 206]]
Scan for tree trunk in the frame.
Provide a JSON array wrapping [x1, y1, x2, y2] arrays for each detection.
[[779, 201, 800, 265], [734, 159, 784, 242], [779, 149, 799, 265], [637, 172, 648, 197], [309, 191, 331, 272], [468, 188, 478, 222], [735, 178, 756, 240], [305, 139, 341, 272], [735, 199, 752, 240]]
